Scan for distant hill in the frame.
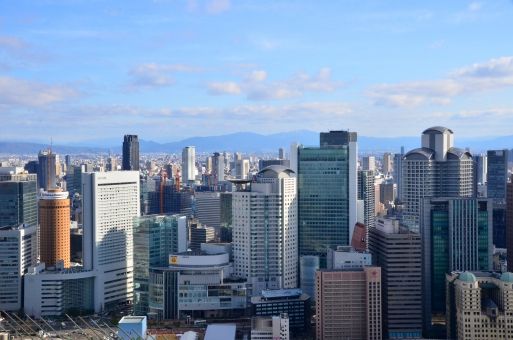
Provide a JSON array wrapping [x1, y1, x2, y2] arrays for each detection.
[[2, 130, 513, 155]]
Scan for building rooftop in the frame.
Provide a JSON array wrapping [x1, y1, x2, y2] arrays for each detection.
[[422, 126, 453, 135], [257, 165, 295, 178], [459, 271, 477, 283], [261, 288, 303, 300], [205, 324, 236, 340], [119, 316, 146, 324], [500, 272, 513, 283]]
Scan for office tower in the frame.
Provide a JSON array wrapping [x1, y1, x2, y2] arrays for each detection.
[[362, 155, 376, 171], [507, 175, 513, 272], [289, 143, 299, 174], [195, 191, 221, 229], [149, 181, 192, 217], [251, 289, 310, 334], [251, 314, 289, 340], [474, 153, 488, 185], [278, 148, 285, 159], [368, 217, 422, 339], [316, 267, 382, 340], [38, 149, 57, 190], [379, 179, 396, 209], [446, 271, 513, 340], [358, 169, 375, 229], [212, 152, 225, 184], [189, 221, 215, 251], [82, 171, 140, 312], [402, 127, 475, 232], [64, 155, 71, 168], [206, 156, 213, 174], [0, 171, 37, 228], [351, 222, 367, 251], [106, 156, 117, 171], [383, 152, 393, 175], [233, 165, 297, 293], [299, 256, 319, 302], [0, 224, 37, 311], [421, 197, 492, 336], [133, 214, 187, 315], [487, 149, 509, 248], [39, 188, 71, 268], [298, 130, 357, 266], [393, 147, 404, 201], [235, 159, 250, 179], [181, 146, 196, 184], [326, 245, 371, 269], [122, 134, 140, 171]]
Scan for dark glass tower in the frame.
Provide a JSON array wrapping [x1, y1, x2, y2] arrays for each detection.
[[0, 173, 38, 228], [122, 134, 140, 171], [487, 149, 508, 248], [298, 130, 357, 267]]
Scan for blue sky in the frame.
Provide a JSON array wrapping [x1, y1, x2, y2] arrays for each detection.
[[1, 0, 513, 143]]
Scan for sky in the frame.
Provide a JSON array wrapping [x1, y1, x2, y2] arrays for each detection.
[[1, 0, 513, 143]]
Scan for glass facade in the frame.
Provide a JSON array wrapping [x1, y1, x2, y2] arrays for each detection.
[[0, 175, 37, 228], [298, 146, 350, 264], [133, 214, 183, 315]]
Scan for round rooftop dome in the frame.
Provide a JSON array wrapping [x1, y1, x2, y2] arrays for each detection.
[[257, 165, 295, 178], [500, 272, 513, 283], [459, 271, 477, 283], [422, 126, 453, 135]]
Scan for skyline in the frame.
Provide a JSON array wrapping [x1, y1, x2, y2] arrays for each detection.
[[2, 1, 513, 142]]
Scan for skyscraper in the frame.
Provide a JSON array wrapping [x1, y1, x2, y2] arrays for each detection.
[[487, 149, 508, 248], [181, 146, 196, 184], [297, 130, 357, 265], [212, 152, 225, 184], [383, 152, 393, 175], [368, 217, 422, 339], [233, 165, 297, 293], [316, 267, 382, 340], [358, 169, 375, 230], [362, 155, 376, 171], [401, 127, 474, 232], [122, 135, 140, 171], [0, 170, 37, 228], [82, 171, 140, 312], [39, 188, 71, 268], [38, 149, 57, 190], [393, 147, 404, 201], [421, 197, 492, 336], [507, 175, 513, 272]]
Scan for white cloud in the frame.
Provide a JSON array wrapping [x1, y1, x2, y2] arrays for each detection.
[[207, 68, 342, 100], [207, 81, 242, 95], [0, 76, 79, 108], [369, 56, 513, 108], [128, 62, 202, 89], [206, 0, 230, 14], [468, 2, 482, 12]]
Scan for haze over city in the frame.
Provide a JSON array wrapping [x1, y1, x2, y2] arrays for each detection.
[[2, 0, 513, 143]]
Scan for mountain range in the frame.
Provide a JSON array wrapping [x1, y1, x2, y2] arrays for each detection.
[[1, 130, 513, 155]]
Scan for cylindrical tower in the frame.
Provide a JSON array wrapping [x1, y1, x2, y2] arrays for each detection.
[[39, 188, 70, 268]]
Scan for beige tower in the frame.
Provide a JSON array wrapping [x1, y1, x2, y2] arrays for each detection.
[[39, 188, 70, 268]]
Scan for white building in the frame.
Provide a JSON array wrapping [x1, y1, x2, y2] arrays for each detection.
[[327, 246, 371, 270], [82, 171, 140, 313], [0, 224, 37, 311], [362, 156, 376, 171], [182, 146, 196, 184], [251, 314, 290, 340], [235, 159, 250, 179], [233, 165, 298, 294]]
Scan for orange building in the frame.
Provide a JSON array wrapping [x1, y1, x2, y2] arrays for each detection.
[[39, 188, 70, 268]]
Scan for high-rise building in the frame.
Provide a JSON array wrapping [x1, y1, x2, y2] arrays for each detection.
[[0, 171, 37, 228], [446, 271, 513, 340], [474, 153, 488, 185], [195, 191, 221, 229], [106, 156, 118, 171], [316, 267, 382, 340], [181, 146, 196, 184], [507, 175, 513, 272], [383, 152, 393, 175], [362, 155, 376, 171], [487, 149, 509, 248], [189, 221, 215, 251], [299, 255, 319, 302], [402, 127, 475, 232], [297, 130, 357, 266], [0, 224, 37, 311], [233, 165, 297, 293], [358, 169, 375, 230], [212, 152, 225, 184], [38, 149, 57, 190], [368, 217, 422, 339], [133, 214, 187, 315], [326, 245, 371, 269], [235, 159, 250, 179], [122, 135, 140, 171], [39, 188, 71, 268], [251, 314, 289, 340], [393, 147, 404, 201], [82, 171, 140, 312], [279, 148, 285, 160], [421, 197, 492, 336]]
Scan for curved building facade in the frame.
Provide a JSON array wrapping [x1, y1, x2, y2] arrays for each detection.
[[39, 188, 70, 268]]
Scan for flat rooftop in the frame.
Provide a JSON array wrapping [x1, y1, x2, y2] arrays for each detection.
[[119, 316, 146, 324], [205, 324, 236, 340], [261, 288, 303, 299]]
